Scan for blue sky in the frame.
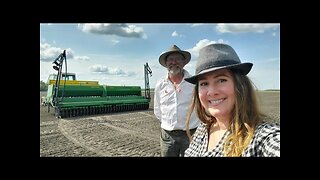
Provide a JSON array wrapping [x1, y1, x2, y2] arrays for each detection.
[[40, 23, 280, 90]]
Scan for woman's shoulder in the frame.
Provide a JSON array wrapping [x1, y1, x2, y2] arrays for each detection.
[[197, 122, 208, 130], [192, 122, 207, 137], [256, 121, 280, 132], [249, 121, 280, 156], [254, 121, 280, 140]]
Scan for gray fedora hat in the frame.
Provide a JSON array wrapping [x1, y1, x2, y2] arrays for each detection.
[[159, 45, 191, 67], [185, 43, 253, 84]]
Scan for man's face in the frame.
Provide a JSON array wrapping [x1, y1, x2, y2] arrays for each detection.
[[165, 53, 185, 76]]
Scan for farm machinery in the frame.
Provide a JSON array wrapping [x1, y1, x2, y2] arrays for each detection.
[[41, 50, 152, 118]]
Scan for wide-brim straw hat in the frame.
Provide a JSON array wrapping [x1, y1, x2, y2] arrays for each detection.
[[159, 45, 191, 67], [185, 43, 253, 84]]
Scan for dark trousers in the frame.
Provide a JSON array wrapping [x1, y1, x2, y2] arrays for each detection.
[[160, 128, 196, 157]]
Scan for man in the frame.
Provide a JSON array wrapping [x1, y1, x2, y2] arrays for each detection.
[[154, 45, 200, 157]]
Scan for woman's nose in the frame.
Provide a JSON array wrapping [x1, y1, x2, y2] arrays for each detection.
[[207, 84, 218, 96]]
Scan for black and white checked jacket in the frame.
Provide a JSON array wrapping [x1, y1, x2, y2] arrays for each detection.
[[184, 122, 280, 157]]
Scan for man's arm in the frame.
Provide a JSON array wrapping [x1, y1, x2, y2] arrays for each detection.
[[153, 82, 161, 121]]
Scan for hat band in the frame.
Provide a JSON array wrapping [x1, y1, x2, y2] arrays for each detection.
[[165, 52, 186, 60], [196, 59, 239, 74]]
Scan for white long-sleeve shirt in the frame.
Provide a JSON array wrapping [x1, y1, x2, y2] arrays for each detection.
[[154, 70, 200, 131]]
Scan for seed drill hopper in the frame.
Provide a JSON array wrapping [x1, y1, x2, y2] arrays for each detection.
[[41, 50, 152, 118]]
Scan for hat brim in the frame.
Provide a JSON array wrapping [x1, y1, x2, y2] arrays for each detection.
[[159, 50, 191, 67], [185, 63, 253, 84]]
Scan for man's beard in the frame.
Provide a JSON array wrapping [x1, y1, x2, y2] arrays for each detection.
[[168, 65, 182, 76]]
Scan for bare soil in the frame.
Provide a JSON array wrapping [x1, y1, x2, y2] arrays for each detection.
[[40, 91, 280, 157]]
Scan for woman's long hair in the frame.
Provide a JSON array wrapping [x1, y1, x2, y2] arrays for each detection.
[[185, 69, 267, 156]]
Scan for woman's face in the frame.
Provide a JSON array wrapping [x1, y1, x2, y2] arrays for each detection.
[[198, 68, 235, 121]]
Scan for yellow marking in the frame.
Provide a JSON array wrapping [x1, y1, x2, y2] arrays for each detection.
[[49, 80, 99, 86]]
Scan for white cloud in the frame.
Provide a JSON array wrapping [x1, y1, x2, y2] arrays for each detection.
[[40, 43, 91, 62], [112, 39, 120, 44], [172, 31, 179, 37], [74, 56, 90, 61], [216, 23, 279, 34], [187, 39, 228, 58], [40, 43, 74, 62], [79, 23, 147, 38], [191, 23, 206, 27], [89, 64, 136, 77]]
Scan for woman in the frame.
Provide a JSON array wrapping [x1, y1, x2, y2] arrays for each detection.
[[184, 43, 280, 157]]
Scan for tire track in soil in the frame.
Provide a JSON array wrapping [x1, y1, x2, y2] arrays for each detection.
[[55, 111, 161, 157]]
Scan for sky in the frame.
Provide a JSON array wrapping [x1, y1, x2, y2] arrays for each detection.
[[40, 23, 280, 90]]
